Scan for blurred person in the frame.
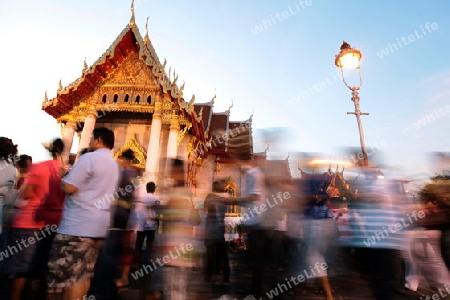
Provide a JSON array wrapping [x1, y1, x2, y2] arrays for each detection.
[[271, 210, 289, 271], [303, 192, 337, 300], [89, 148, 139, 300], [0, 137, 19, 230], [0, 137, 18, 282], [118, 180, 160, 296], [18, 139, 65, 300], [46, 127, 120, 300], [2, 155, 32, 228], [231, 153, 268, 300], [153, 158, 196, 300], [347, 177, 407, 300], [2, 153, 35, 300], [203, 180, 232, 284], [125, 182, 160, 276]]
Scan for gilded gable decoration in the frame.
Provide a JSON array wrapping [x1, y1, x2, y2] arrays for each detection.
[[114, 135, 147, 169], [178, 124, 192, 145], [179, 95, 195, 113]]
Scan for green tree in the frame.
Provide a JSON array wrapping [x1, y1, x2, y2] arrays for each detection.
[[419, 171, 450, 205]]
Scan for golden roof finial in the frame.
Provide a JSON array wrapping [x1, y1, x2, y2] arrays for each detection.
[[144, 17, 149, 41], [249, 109, 254, 121], [130, 0, 135, 26], [195, 105, 203, 122], [228, 99, 234, 112], [173, 74, 178, 85], [190, 94, 196, 105], [211, 89, 217, 105], [58, 79, 63, 91], [180, 82, 185, 91], [44, 91, 48, 102], [82, 57, 88, 74]]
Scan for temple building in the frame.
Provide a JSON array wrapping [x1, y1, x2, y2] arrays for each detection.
[[40, 5, 271, 210]]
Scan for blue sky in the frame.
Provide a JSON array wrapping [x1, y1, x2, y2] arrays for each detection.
[[0, 0, 449, 187]]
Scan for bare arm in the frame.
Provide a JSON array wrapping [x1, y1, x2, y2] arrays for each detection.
[[61, 182, 78, 194], [20, 183, 33, 199], [233, 194, 259, 206]]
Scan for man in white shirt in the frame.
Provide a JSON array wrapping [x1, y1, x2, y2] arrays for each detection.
[[47, 127, 120, 300], [134, 181, 159, 265], [234, 153, 268, 300]]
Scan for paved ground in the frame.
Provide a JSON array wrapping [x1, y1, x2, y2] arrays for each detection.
[[0, 243, 445, 300], [119, 276, 431, 300], [117, 265, 432, 300], [0, 264, 441, 300]]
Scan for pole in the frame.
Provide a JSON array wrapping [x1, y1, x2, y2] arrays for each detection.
[[347, 87, 369, 166]]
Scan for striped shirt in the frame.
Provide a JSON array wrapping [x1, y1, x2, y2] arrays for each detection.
[[341, 180, 407, 250], [308, 204, 334, 219]]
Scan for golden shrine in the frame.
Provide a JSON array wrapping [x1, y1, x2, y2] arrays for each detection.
[[40, 3, 264, 210]]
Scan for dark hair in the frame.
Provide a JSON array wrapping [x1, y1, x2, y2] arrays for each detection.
[[0, 137, 18, 161], [93, 127, 115, 149], [79, 148, 89, 156], [16, 154, 32, 169], [120, 149, 135, 161], [146, 182, 156, 193], [49, 138, 64, 156], [171, 158, 185, 172], [170, 158, 185, 186], [212, 181, 223, 192]]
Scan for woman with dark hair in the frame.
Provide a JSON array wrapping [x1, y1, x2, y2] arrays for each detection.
[[13, 155, 32, 190]]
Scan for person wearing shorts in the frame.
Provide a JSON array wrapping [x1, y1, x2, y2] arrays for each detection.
[[46, 127, 120, 300]]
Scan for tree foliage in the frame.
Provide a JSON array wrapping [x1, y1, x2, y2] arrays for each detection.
[[419, 171, 450, 205]]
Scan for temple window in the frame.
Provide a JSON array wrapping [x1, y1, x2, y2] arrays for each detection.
[[102, 94, 107, 103], [113, 94, 118, 103], [135, 95, 140, 103], [147, 95, 151, 104], [124, 94, 129, 103]]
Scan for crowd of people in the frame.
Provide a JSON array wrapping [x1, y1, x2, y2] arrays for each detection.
[[1, 129, 449, 300]]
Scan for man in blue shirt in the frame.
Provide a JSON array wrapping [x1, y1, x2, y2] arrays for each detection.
[[47, 127, 120, 300]]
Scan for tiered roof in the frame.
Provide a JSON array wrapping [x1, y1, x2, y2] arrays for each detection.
[[193, 98, 253, 162], [41, 2, 254, 161]]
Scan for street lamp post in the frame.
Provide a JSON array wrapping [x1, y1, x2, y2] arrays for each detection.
[[335, 41, 369, 167]]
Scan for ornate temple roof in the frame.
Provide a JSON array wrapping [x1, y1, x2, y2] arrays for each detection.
[[40, 2, 255, 162], [42, 6, 187, 120], [266, 157, 292, 179]]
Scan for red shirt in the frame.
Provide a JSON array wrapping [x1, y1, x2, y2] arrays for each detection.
[[12, 160, 65, 228]]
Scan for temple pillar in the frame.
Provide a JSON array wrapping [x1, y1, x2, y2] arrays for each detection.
[[145, 101, 162, 178], [77, 114, 97, 156], [61, 121, 76, 163], [166, 111, 180, 159]]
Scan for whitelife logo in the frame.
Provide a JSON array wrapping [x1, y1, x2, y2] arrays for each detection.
[[250, 0, 313, 35], [376, 22, 439, 58], [363, 210, 425, 247], [0, 225, 58, 261]]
